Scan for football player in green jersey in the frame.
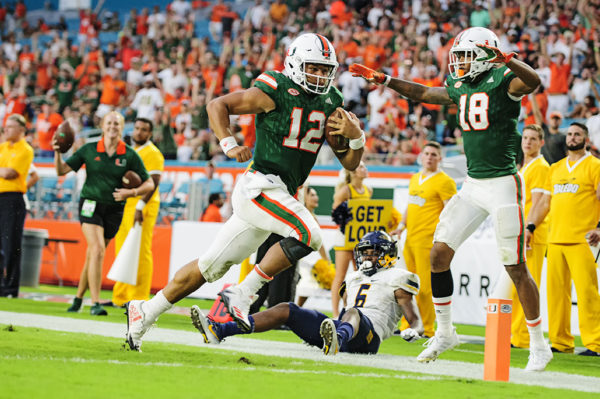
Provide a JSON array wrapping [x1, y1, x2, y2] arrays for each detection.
[[124, 33, 366, 352], [350, 27, 552, 371]]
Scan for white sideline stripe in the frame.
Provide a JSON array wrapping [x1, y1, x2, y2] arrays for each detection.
[[1, 311, 599, 393], [0, 354, 443, 381]]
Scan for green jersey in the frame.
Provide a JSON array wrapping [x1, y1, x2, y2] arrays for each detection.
[[253, 71, 343, 194], [445, 66, 521, 178], [66, 140, 149, 204]]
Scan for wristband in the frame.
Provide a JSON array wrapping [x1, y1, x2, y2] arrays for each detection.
[[526, 223, 536, 233], [349, 132, 366, 150], [219, 136, 238, 154], [135, 200, 146, 211], [383, 75, 391, 86]]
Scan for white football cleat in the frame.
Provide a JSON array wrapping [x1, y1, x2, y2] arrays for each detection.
[[525, 344, 553, 371], [417, 328, 460, 362], [125, 300, 153, 352], [218, 285, 256, 333], [191, 305, 222, 344], [320, 319, 339, 356]]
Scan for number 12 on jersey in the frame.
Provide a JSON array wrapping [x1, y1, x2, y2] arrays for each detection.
[[283, 107, 326, 153], [459, 92, 490, 131]]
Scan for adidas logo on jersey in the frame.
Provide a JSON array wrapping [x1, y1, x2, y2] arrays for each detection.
[[487, 76, 494, 83], [325, 98, 333, 104]]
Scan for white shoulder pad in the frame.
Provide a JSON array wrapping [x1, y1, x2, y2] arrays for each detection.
[[386, 267, 420, 296]]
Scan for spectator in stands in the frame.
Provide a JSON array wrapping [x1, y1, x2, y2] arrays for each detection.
[[130, 74, 164, 120], [269, 0, 289, 24], [245, 0, 268, 31], [152, 109, 177, 160], [545, 45, 573, 119], [35, 99, 64, 157], [541, 111, 567, 165], [201, 192, 224, 222], [0, 114, 33, 297], [470, 1, 490, 28]]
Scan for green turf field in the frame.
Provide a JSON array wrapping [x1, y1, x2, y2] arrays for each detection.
[[1, 285, 598, 398]]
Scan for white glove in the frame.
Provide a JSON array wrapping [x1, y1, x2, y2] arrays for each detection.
[[400, 328, 421, 343]]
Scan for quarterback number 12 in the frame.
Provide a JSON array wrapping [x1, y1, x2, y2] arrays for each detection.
[[458, 92, 490, 131], [283, 107, 326, 153]]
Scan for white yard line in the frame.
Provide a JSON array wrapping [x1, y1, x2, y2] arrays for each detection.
[[1, 311, 599, 393]]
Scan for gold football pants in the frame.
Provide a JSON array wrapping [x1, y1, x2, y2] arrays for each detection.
[[510, 243, 546, 348], [400, 244, 434, 337], [547, 243, 600, 353]]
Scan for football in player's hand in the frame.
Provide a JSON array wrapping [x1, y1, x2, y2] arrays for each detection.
[[122, 170, 142, 189], [324, 109, 350, 153], [54, 121, 75, 153]]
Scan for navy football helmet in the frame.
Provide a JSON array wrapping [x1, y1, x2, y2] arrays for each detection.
[[354, 231, 397, 276]]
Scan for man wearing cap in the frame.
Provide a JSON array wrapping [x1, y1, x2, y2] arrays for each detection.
[[0, 114, 34, 297], [542, 111, 567, 164], [130, 74, 164, 120]]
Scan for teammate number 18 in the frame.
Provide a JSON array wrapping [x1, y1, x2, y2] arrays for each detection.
[[459, 92, 490, 131]]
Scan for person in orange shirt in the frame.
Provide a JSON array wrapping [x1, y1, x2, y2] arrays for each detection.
[[329, 0, 352, 27], [209, 0, 228, 42], [202, 59, 226, 96], [35, 100, 64, 157], [362, 36, 386, 71], [201, 193, 224, 222], [546, 49, 572, 119], [521, 87, 548, 126], [413, 69, 443, 122], [269, 0, 288, 24]]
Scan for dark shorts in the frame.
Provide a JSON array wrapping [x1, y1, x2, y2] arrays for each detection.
[[78, 198, 124, 239], [285, 303, 381, 354]]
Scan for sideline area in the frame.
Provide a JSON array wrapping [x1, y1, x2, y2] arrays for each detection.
[[1, 310, 598, 394]]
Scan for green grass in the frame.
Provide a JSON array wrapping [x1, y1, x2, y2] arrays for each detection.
[[1, 285, 598, 398], [1, 325, 596, 399]]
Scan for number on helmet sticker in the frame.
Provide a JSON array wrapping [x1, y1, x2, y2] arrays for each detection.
[[283, 108, 326, 153], [458, 92, 490, 131]]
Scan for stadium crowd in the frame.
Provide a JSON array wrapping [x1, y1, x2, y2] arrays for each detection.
[[0, 0, 599, 165]]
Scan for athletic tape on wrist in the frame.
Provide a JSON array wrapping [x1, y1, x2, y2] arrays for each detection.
[[219, 136, 238, 154], [349, 132, 366, 150], [383, 75, 391, 86], [136, 200, 146, 211]]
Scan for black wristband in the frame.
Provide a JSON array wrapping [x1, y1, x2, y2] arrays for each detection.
[[597, 221, 600, 229], [526, 223, 536, 233]]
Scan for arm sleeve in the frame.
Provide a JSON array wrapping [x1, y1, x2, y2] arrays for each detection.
[[253, 71, 279, 104], [439, 176, 457, 201], [8, 146, 33, 178], [65, 146, 85, 172], [530, 164, 551, 194], [129, 150, 150, 181], [146, 150, 164, 175]]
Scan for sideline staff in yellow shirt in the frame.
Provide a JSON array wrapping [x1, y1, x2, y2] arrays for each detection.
[[112, 118, 164, 306], [394, 142, 456, 337], [511, 125, 550, 348], [526, 122, 600, 356], [0, 114, 34, 297]]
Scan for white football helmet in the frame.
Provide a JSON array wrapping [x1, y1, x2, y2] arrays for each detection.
[[284, 33, 339, 95], [448, 27, 500, 81]]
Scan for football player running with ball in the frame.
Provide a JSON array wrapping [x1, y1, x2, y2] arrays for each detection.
[[351, 27, 553, 371], [125, 33, 366, 351], [191, 231, 424, 355]]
